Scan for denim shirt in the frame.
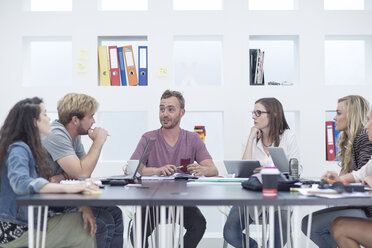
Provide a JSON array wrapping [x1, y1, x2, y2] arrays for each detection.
[[0, 142, 49, 225]]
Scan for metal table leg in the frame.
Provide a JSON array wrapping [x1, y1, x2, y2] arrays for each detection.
[[293, 206, 300, 248], [28, 206, 34, 248], [244, 206, 250, 248], [41, 206, 48, 248], [269, 206, 274, 248], [134, 206, 142, 248], [160, 206, 166, 247]]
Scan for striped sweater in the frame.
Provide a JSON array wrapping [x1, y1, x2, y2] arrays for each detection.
[[350, 129, 372, 172]]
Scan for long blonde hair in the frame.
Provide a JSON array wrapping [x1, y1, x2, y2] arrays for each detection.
[[337, 95, 370, 173]]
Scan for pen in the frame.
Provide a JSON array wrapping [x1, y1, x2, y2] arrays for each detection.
[[325, 179, 337, 184], [176, 163, 193, 169]]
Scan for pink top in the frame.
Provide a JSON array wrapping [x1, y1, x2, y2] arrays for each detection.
[[131, 128, 212, 169]]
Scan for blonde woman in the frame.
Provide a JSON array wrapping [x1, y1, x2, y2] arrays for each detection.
[[336, 95, 371, 174], [328, 108, 372, 248], [302, 95, 372, 248]]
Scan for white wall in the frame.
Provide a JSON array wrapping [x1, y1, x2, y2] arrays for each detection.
[[1, 0, 372, 177], [1, 1, 371, 246]]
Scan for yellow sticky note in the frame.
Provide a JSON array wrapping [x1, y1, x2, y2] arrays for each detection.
[[158, 66, 168, 77], [78, 50, 90, 60], [78, 62, 88, 72]]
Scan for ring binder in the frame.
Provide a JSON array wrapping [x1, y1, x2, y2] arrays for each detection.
[[123, 45, 138, 86]]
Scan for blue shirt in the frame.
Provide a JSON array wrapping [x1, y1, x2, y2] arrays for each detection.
[[0, 142, 49, 225]]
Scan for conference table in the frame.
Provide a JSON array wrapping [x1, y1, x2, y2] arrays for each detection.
[[17, 180, 372, 248]]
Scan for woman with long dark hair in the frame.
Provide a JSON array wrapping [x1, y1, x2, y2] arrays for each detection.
[[0, 97, 98, 247]]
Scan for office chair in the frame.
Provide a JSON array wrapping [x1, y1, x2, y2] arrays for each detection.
[[124, 206, 184, 248], [219, 205, 264, 248], [220, 206, 288, 248]]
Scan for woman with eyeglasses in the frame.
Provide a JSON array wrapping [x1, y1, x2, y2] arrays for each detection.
[[0, 97, 98, 247], [242, 97, 299, 170], [302, 95, 372, 248], [223, 97, 299, 248]]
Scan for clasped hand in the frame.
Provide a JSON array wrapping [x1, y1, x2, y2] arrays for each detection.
[[88, 127, 108, 143], [158, 163, 207, 177], [187, 163, 207, 176]]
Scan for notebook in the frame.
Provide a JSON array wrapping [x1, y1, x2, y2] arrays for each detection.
[[223, 160, 261, 178], [267, 147, 290, 173], [103, 138, 155, 185]]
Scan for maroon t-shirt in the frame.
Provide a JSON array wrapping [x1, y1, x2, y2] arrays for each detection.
[[131, 128, 212, 170]]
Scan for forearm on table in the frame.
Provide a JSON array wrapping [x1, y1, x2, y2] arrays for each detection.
[[204, 166, 218, 176], [340, 173, 356, 183], [39, 183, 67, 193], [199, 159, 218, 176], [141, 167, 161, 176], [79, 142, 104, 177]]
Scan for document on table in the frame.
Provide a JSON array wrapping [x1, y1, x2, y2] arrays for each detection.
[[141, 173, 197, 180], [141, 175, 175, 180], [314, 192, 371, 199], [187, 177, 248, 185], [298, 188, 338, 195], [195, 177, 248, 182], [298, 188, 372, 198]]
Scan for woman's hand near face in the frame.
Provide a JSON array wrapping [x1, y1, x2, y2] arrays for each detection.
[[248, 126, 261, 141], [243, 127, 260, 160]]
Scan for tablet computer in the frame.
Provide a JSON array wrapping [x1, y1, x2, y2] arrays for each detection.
[[223, 160, 261, 178]]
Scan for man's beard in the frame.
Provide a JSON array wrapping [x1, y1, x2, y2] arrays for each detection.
[[162, 118, 180, 130], [77, 124, 89, 135]]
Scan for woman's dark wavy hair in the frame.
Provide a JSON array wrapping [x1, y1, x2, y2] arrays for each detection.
[[256, 97, 290, 147], [0, 97, 51, 180]]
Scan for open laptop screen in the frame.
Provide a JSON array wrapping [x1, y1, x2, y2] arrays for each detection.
[[267, 147, 290, 173], [106, 137, 155, 182], [135, 137, 155, 178]]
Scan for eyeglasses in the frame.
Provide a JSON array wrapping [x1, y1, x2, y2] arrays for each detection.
[[252, 110, 270, 117]]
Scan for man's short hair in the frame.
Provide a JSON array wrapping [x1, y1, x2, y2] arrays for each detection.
[[57, 93, 99, 125], [161, 90, 185, 109]]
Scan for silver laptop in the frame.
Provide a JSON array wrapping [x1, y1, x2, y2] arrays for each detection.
[[267, 147, 290, 173], [224, 160, 261, 178], [106, 138, 155, 184]]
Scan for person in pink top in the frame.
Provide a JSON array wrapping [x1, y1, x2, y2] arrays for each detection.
[[130, 89, 218, 248]]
